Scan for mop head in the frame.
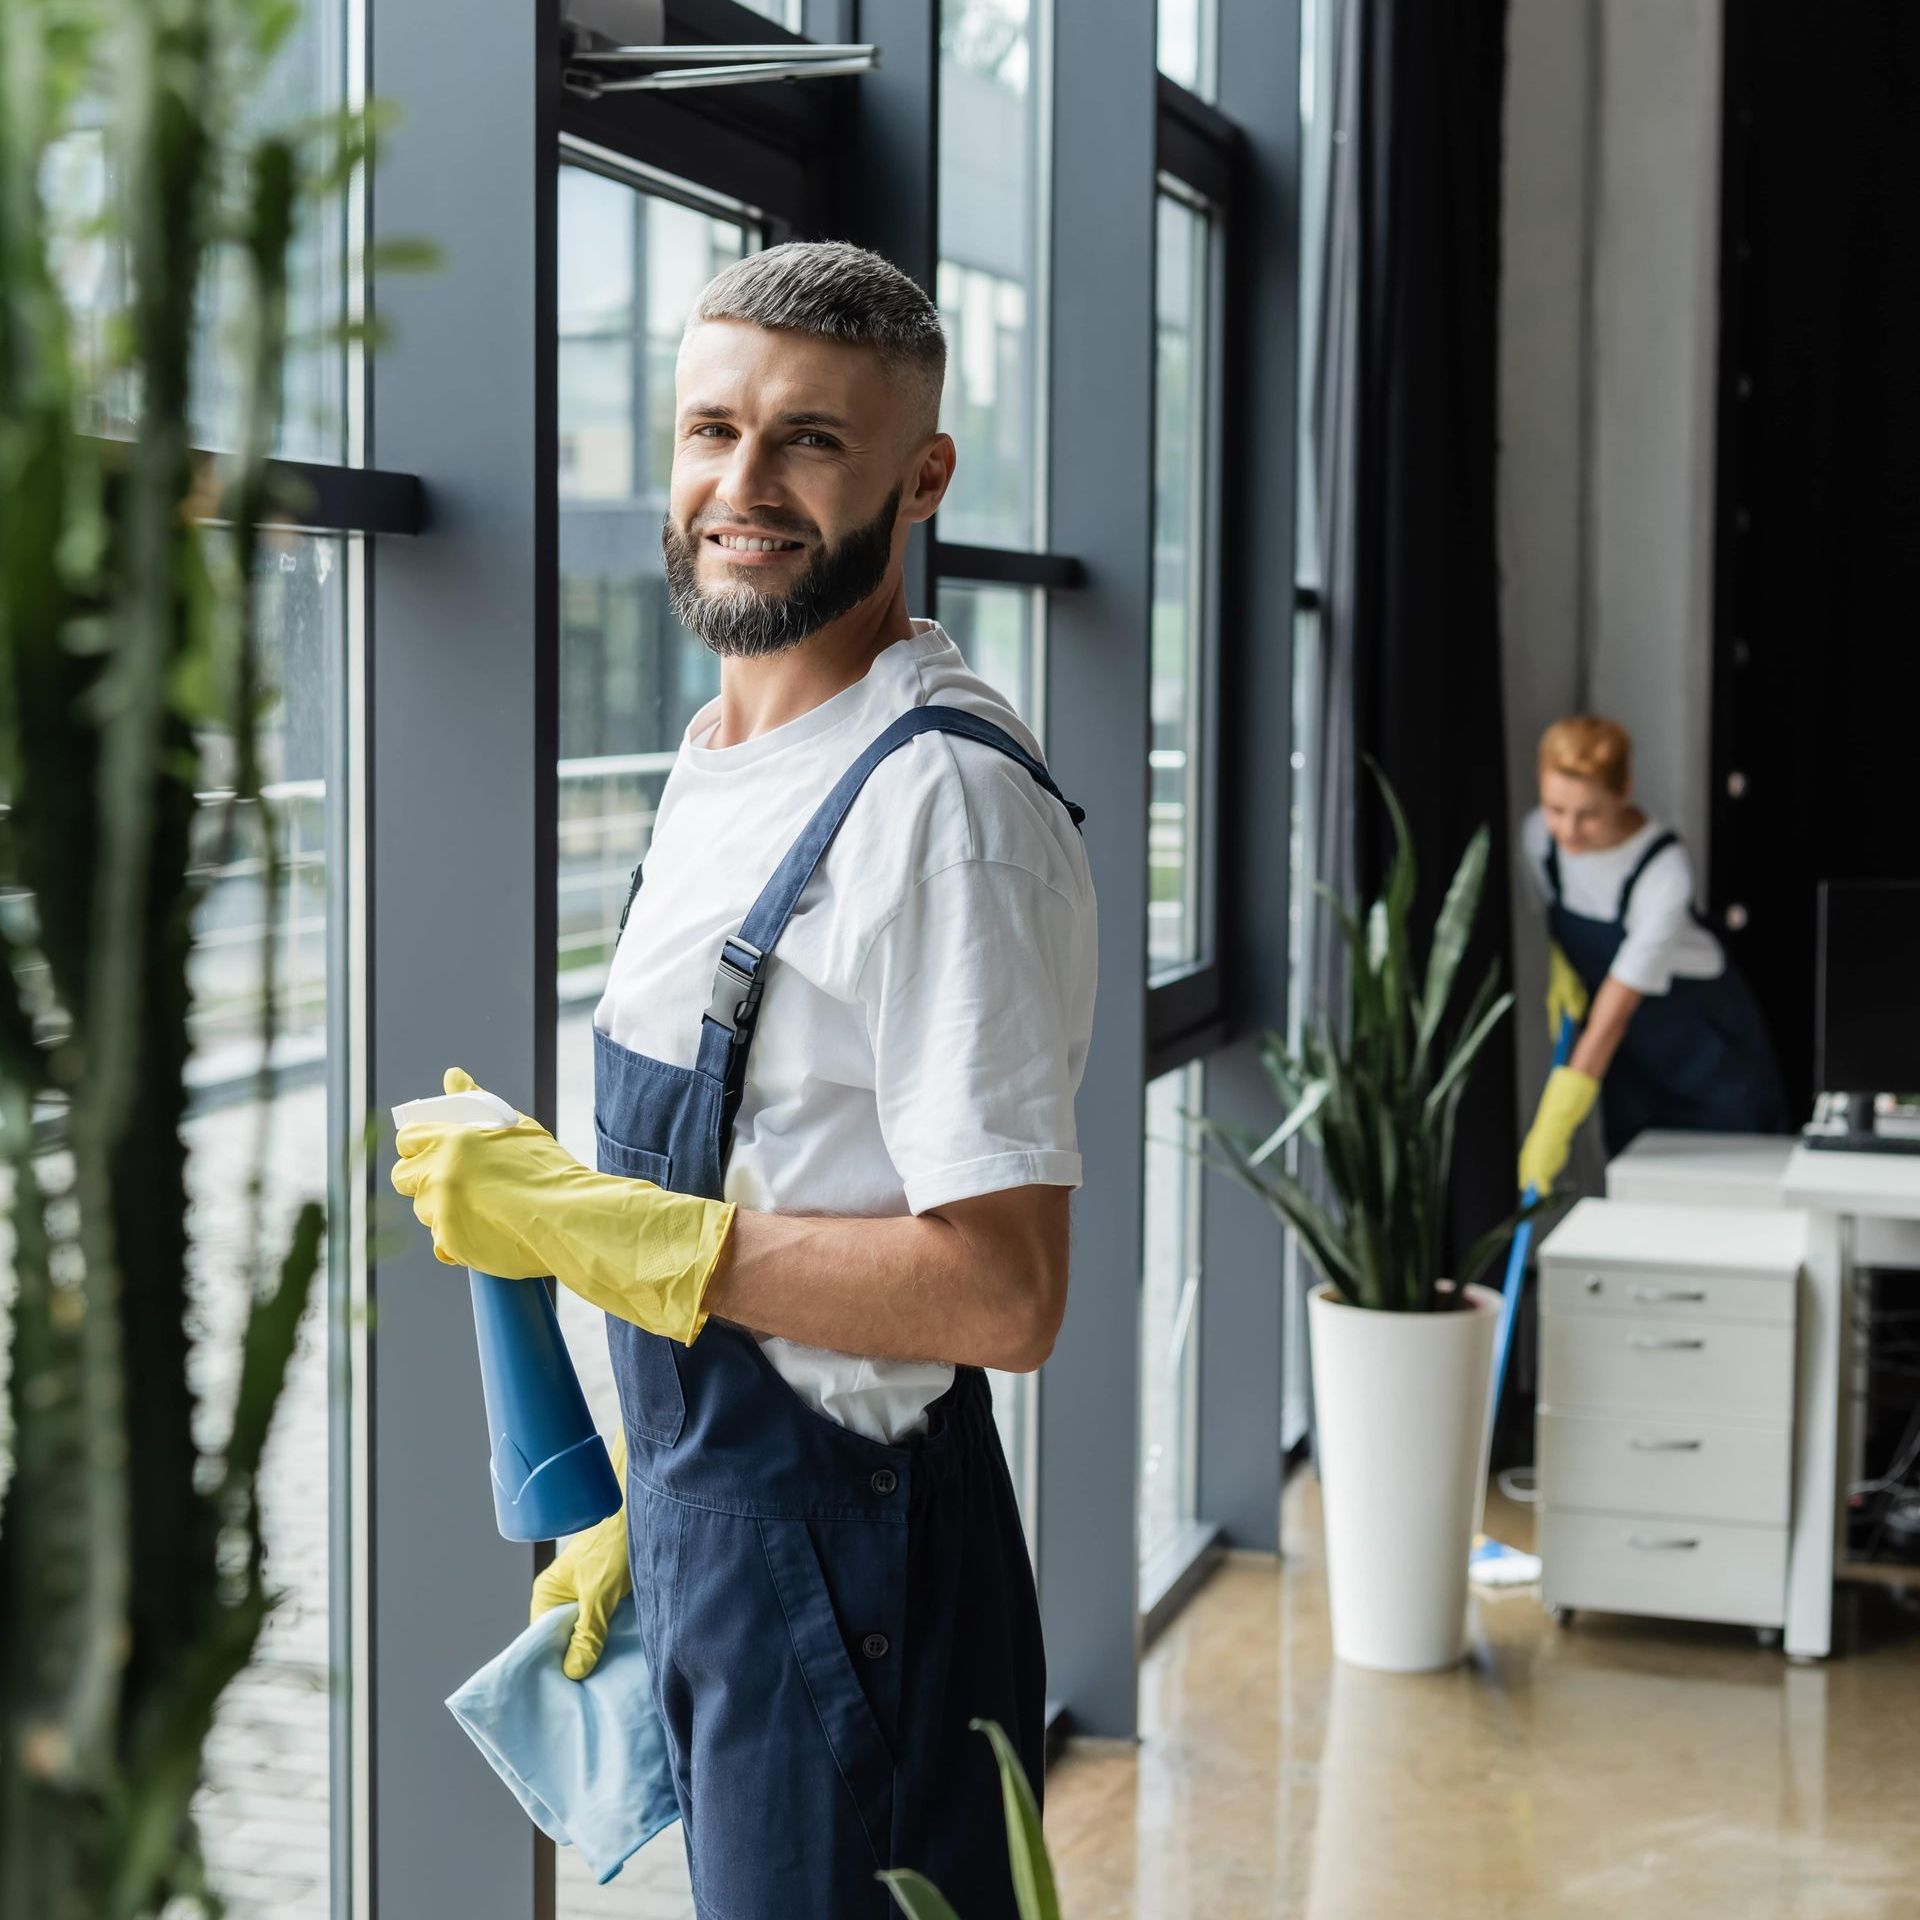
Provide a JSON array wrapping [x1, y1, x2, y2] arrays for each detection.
[[1469, 1533, 1542, 1589]]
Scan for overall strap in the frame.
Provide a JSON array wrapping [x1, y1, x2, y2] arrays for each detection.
[[1542, 838, 1563, 903], [1616, 829, 1680, 921], [692, 706, 1086, 1142], [617, 861, 645, 935]]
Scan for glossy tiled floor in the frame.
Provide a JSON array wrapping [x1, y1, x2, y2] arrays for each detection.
[[1046, 1477, 1920, 1920]]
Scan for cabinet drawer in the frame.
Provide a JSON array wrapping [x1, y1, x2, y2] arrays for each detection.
[[1540, 1313, 1792, 1422], [1540, 1509, 1786, 1627], [1537, 1411, 1790, 1526], [1540, 1260, 1794, 1326]]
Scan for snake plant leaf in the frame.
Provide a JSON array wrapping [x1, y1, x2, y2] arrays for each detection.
[[1416, 825, 1490, 1066], [1187, 1111, 1267, 1159], [1247, 1077, 1330, 1166], [106, 1584, 271, 1920], [1226, 774, 1514, 1314], [1194, 1121, 1363, 1300], [1367, 762, 1417, 1078], [879, 1870, 965, 1920], [1262, 1164, 1365, 1298], [221, 1200, 324, 1510], [972, 1719, 1060, 1920], [1425, 987, 1515, 1121], [1455, 1193, 1550, 1296]]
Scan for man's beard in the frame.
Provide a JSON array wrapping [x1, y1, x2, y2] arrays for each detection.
[[662, 486, 902, 659]]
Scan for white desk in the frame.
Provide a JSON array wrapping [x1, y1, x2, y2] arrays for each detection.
[[1607, 1131, 1797, 1210], [1779, 1144, 1920, 1660], [1601, 1133, 1920, 1659]]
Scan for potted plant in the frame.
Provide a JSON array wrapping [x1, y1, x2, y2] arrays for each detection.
[[1199, 776, 1523, 1671]]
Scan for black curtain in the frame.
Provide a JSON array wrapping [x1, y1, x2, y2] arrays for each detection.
[[1708, 8, 1920, 1117], [1327, 0, 1516, 1264]]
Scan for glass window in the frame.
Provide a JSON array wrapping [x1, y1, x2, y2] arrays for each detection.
[[935, 580, 1044, 726], [1148, 187, 1214, 980], [736, 0, 804, 27], [937, 0, 1049, 551], [0, 541, 351, 1915], [45, 0, 351, 462], [1284, 0, 1339, 1455], [1158, 0, 1218, 100], [1282, 602, 1321, 1453], [554, 163, 753, 1215], [552, 180, 757, 1920], [187, 531, 350, 1920], [1140, 1061, 1205, 1587]]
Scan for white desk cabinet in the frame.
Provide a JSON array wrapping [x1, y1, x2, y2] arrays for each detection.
[[1536, 1199, 1807, 1636]]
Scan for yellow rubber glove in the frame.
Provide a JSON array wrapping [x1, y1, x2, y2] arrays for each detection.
[[389, 1067, 734, 1344], [1546, 942, 1591, 1036], [1518, 1065, 1600, 1195], [530, 1428, 633, 1680]]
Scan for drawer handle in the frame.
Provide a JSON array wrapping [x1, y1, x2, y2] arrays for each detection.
[[1630, 1287, 1707, 1304], [1628, 1534, 1700, 1551], [1629, 1436, 1703, 1452], [1629, 1336, 1705, 1351]]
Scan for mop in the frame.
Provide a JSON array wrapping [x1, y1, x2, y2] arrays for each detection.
[[1469, 1011, 1578, 1590]]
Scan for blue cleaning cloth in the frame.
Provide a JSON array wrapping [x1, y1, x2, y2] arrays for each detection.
[[446, 1595, 680, 1883]]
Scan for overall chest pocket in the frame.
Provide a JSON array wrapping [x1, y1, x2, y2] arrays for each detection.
[[594, 1127, 674, 1188], [594, 1127, 685, 1447]]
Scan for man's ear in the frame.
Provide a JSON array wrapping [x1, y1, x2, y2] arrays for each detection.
[[901, 432, 957, 527]]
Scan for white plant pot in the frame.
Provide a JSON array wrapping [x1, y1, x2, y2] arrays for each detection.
[[1307, 1281, 1498, 1673]]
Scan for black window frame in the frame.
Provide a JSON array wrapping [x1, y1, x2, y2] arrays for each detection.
[[1144, 72, 1240, 1077]]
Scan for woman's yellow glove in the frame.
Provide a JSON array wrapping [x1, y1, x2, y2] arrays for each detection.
[[1546, 942, 1591, 1035], [530, 1429, 633, 1680], [1518, 1065, 1600, 1195], [390, 1067, 734, 1344]]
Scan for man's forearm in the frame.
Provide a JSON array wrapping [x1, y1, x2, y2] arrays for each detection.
[[701, 1194, 1066, 1374]]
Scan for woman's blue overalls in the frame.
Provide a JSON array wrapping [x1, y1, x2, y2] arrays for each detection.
[[1544, 829, 1787, 1153], [595, 705, 1081, 1918]]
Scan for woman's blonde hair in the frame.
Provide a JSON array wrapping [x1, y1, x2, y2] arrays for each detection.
[[1538, 714, 1632, 796]]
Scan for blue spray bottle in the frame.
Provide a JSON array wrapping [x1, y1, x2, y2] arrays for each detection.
[[393, 1087, 623, 1542]]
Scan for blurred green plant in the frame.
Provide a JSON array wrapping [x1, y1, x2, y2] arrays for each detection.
[[0, 2, 416, 1912], [881, 1719, 1061, 1920], [1197, 768, 1527, 1313]]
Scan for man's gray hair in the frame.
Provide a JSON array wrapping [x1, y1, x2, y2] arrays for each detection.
[[688, 240, 946, 433]]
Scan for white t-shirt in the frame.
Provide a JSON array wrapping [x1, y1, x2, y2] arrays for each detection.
[[593, 621, 1098, 1443], [1520, 808, 1724, 996]]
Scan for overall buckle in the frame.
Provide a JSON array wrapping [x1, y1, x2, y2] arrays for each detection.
[[704, 935, 765, 1035]]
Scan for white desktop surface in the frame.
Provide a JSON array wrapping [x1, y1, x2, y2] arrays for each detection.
[[1783, 1141, 1920, 1222], [1606, 1131, 1796, 1209], [1539, 1195, 1807, 1274]]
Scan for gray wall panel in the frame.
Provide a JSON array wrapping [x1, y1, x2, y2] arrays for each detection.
[[1197, 0, 1304, 1556], [1037, 0, 1159, 1741], [365, 0, 558, 1912]]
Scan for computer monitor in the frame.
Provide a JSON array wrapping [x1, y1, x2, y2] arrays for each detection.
[[1816, 880, 1920, 1096]]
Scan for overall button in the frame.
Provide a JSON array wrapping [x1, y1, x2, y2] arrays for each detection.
[[861, 1633, 890, 1661], [870, 1468, 898, 1496]]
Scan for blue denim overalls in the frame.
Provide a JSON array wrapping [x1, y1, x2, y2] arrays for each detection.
[[1544, 829, 1787, 1152], [594, 704, 1083, 1918]]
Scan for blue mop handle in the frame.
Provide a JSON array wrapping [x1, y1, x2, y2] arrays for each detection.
[[1487, 1012, 1578, 1433]]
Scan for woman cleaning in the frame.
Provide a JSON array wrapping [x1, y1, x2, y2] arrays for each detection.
[[1518, 714, 1788, 1193]]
